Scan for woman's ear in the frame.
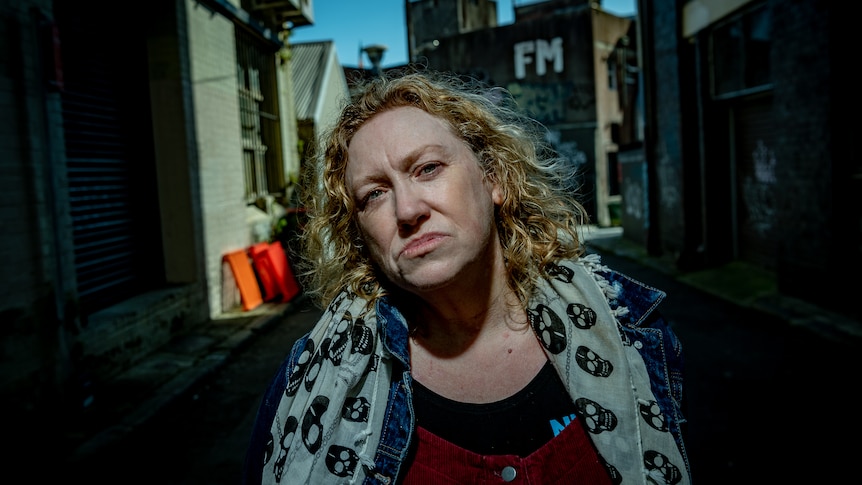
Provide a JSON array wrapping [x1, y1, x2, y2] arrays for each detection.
[[483, 158, 504, 205], [491, 183, 504, 205]]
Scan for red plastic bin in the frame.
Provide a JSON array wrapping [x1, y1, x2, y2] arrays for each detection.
[[249, 241, 300, 303]]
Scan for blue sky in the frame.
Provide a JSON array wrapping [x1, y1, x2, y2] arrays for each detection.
[[288, 0, 637, 68]]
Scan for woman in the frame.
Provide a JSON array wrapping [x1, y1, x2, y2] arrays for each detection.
[[242, 69, 691, 484]]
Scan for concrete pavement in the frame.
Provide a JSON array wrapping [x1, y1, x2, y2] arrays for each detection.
[[580, 225, 862, 345]]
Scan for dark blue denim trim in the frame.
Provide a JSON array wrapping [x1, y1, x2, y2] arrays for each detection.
[[365, 297, 414, 484], [599, 268, 690, 475]]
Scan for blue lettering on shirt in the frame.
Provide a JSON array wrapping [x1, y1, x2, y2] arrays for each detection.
[[550, 413, 577, 436]]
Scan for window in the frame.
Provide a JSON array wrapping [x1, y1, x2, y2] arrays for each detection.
[[236, 29, 284, 203], [608, 50, 618, 91], [710, 4, 771, 99]]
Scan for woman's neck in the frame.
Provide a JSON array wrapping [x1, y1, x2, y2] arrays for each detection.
[[407, 285, 546, 403], [409, 282, 527, 356]]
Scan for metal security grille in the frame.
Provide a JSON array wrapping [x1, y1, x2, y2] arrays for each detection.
[[235, 28, 284, 203], [56, 5, 163, 315]]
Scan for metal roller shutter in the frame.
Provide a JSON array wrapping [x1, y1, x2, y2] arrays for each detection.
[[55, 4, 163, 315]]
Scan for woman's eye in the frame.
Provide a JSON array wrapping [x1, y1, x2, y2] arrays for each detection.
[[360, 189, 383, 208], [418, 162, 440, 176]]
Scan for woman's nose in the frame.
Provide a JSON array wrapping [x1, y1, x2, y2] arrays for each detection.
[[394, 185, 429, 231]]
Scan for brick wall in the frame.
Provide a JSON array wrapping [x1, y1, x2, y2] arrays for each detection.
[[186, 2, 252, 317]]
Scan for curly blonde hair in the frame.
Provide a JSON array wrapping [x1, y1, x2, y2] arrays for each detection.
[[296, 68, 588, 308]]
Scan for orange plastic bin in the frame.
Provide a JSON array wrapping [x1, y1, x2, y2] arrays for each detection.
[[224, 249, 263, 311]]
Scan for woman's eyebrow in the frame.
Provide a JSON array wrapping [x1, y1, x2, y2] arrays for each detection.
[[350, 144, 451, 187], [400, 144, 449, 165]]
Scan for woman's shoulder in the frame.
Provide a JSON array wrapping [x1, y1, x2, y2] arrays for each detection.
[[558, 254, 667, 326]]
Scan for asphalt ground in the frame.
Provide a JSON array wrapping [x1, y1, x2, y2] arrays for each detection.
[[50, 228, 859, 484]]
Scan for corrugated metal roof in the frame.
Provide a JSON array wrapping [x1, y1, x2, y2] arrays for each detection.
[[291, 40, 333, 122]]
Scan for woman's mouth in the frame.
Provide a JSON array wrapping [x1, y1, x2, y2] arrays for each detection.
[[401, 233, 445, 258]]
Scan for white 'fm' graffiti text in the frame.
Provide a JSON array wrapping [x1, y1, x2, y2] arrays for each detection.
[[514, 38, 564, 79]]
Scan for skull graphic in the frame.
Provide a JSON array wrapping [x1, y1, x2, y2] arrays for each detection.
[[547, 262, 574, 282], [351, 319, 373, 355], [273, 415, 298, 481], [644, 450, 682, 484], [302, 395, 330, 453], [304, 345, 326, 392], [638, 400, 668, 432], [528, 303, 567, 354], [567, 302, 597, 329], [575, 397, 617, 434], [286, 338, 315, 396], [326, 291, 349, 316], [598, 455, 622, 485], [575, 345, 613, 378], [323, 312, 352, 365], [342, 397, 370, 423], [326, 444, 359, 478]]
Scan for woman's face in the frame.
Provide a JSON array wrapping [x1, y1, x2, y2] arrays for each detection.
[[345, 106, 503, 296]]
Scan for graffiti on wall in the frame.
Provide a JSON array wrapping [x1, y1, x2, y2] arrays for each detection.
[[514, 37, 564, 79], [506, 81, 593, 124], [657, 142, 681, 210], [545, 130, 588, 197], [545, 129, 588, 175], [741, 139, 777, 235], [623, 171, 645, 221]]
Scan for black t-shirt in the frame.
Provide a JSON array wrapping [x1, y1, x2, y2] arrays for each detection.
[[411, 360, 581, 457]]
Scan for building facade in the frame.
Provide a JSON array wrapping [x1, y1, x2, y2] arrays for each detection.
[[0, 0, 311, 438], [290, 40, 350, 179], [408, 0, 639, 226], [637, 0, 858, 320]]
